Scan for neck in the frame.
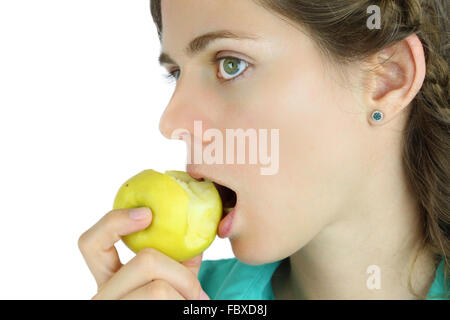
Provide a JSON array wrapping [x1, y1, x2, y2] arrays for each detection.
[[278, 155, 438, 300], [288, 219, 436, 299]]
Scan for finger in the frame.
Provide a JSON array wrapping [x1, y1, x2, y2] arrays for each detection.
[[120, 280, 185, 300], [181, 253, 203, 277], [181, 253, 210, 300], [93, 248, 202, 300], [78, 207, 152, 288]]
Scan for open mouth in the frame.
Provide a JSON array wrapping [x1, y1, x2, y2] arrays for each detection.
[[187, 170, 237, 217], [212, 182, 237, 217]]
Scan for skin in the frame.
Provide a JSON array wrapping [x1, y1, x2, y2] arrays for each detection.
[[78, 207, 209, 300], [79, 0, 437, 299]]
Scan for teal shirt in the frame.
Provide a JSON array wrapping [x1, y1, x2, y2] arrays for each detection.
[[198, 256, 449, 300]]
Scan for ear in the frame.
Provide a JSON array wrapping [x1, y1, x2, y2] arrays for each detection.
[[363, 33, 426, 125]]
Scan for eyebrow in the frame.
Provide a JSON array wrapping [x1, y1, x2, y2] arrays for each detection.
[[158, 30, 260, 66]]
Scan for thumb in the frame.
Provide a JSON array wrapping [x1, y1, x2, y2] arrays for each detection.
[[181, 252, 203, 277]]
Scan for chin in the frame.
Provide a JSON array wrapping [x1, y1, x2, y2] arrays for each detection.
[[229, 236, 287, 266]]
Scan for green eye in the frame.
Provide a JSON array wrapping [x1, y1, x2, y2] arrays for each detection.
[[219, 57, 248, 80]]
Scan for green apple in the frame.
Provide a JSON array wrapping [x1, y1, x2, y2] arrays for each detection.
[[113, 169, 222, 262]]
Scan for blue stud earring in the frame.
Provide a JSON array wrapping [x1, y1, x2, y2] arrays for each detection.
[[371, 110, 384, 122]]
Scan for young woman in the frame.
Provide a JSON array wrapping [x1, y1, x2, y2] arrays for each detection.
[[79, 0, 449, 299]]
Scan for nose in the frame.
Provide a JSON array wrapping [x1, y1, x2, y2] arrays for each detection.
[[159, 80, 206, 141], [159, 86, 187, 140], [159, 98, 188, 141]]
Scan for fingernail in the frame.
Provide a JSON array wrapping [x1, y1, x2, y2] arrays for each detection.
[[128, 207, 151, 220], [199, 289, 210, 300]]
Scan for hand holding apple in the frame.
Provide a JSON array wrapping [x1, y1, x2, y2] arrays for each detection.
[[78, 207, 210, 299], [113, 169, 223, 262]]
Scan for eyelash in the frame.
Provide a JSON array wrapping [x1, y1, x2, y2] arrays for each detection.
[[164, 55, 250, 84]]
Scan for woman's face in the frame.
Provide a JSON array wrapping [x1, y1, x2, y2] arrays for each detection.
[[159, 0, 373, 265]]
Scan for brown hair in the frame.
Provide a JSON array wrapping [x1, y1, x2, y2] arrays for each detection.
[[150, 0, 449, 299]]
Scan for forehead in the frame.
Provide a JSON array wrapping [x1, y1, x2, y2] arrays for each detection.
[[159, 0, 297, 54]]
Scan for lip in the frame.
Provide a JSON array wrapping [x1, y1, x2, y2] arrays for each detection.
[[218, 205, 237, 238], [186, 166, 235, 193]]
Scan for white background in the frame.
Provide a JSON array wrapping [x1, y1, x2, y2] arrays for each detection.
[[0, 0, 233, 299]]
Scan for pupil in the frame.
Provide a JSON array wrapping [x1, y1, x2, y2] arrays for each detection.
[[224, 58, 239, 75]]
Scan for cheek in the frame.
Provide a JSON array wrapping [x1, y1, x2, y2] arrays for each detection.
[[246, 57, 362, 189], [234, 62, 368, 256]]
